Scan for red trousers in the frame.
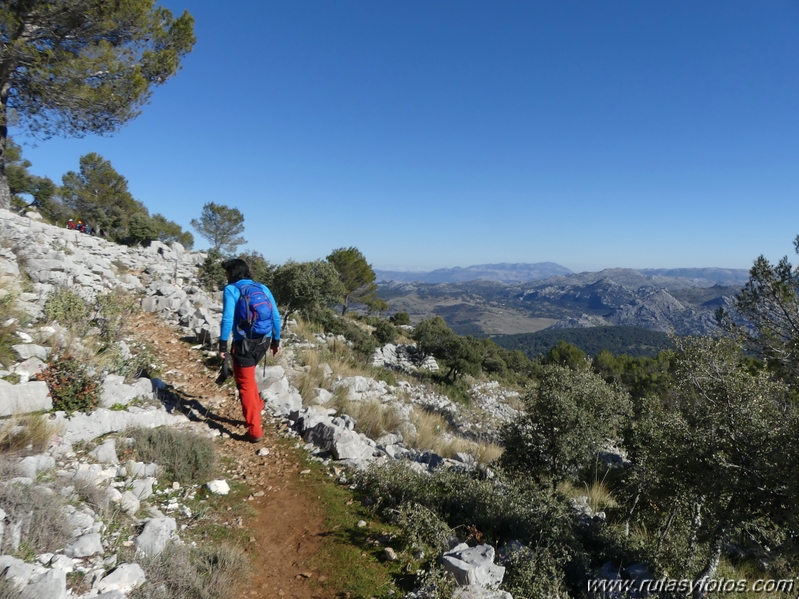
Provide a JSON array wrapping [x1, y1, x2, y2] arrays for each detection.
[[233, 362, 264, 438]]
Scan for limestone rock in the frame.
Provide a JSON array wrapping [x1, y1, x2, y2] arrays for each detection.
[[0, 381, 52, 416], [135, 517, 177, 556], [442, 544, 505, 589]]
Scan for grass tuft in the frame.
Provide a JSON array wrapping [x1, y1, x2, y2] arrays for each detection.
[[129, 542, 249, 599], [123, 427, 217, 485], [0, 414, 62, 456]]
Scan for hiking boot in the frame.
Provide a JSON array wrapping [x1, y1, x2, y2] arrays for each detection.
[[246, 433, 264, 443]]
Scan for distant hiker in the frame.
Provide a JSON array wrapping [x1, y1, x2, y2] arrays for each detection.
[[67, 219, 76, 230], [218, 258, 281, 443]]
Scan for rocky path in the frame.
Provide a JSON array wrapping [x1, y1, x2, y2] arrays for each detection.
[[128, 312, 334, 599]]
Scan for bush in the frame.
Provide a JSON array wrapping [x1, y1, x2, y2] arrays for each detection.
[[130, 542, 249, 599], [43, 287, 91, 330], [390, 312, 411, 326], [0, 481, 72, 556], [35, 354, 100, 413], [124, 427, 217, 485], [0, 288, 19, 368], [319, 311, 379, 356], [372, 319, 398, 345], [197, 248, 226, 292], [92, 291, 140, 343]]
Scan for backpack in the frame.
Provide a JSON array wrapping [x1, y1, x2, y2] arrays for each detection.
[[234, 282, 273, 337]]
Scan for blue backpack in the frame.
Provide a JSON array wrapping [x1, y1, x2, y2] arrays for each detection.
[[234, 282, 273, 337]]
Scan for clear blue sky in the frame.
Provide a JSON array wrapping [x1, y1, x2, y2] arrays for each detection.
[[13, 1, 799, 273]]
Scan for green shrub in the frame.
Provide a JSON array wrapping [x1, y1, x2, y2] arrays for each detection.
[[394, 502, 453, 554], [43, 287, 91, 329], [197, 248, 226, 292], [93, 291, 140, 343], [390, 312, 411, 326], [99, 340, 161, 380], [0, 289, 18, 368], [319, 311, 379, 356], [35, 355, 99, 413], [372, 319, 399, 345], [124, 427, 217, 485], [130, 542, 249, 599]]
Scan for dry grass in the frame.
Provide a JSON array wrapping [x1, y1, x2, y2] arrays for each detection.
[[337, 399, 406, 440], [0, 479, 73, 556], [289, 317, 323, 342], [560, 479, 618, 513], [473, 441, 503, 466], [129, 542, 249, 599], [0, 414, 62, 456]]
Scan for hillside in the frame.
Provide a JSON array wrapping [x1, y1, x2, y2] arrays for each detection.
[[492, 325, 673, 359], [379, 267, 742, 336], [0, 208, 524, 599], [375, 261, 573, 283]]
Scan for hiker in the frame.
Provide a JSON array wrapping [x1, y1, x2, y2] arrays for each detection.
[[67, 218, 77, 230], [218, 258, 280, 442]]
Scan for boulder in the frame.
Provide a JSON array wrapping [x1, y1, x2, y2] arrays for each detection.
[[12, 357, 46, 383], [18, 567, 67, 599], [442, 544, 505, 589], [134, 517, 177, 556], [11, 344, 50, 361], [206, 480, 230, 495], [17, 455, 55, 479], [64, 533, 104, 558], [89, 439, 119, 465], [95, 563, 146, 594], [453, 587, 513, 599], [99, 375, 151, 408], [0, 381, 52, 416]]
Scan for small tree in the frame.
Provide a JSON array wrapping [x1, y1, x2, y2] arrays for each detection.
[[127, 213, 159, 245], [191, 202, 246, 254], [0, 0, 196, 209], [501, 364, 631, 490], [720, 236, 799, 387], [5, 138, 56, 213], [270, 260, 344, 323], [631, 336, 799, 594], [326, 246, 377, 315], [412, 316, 483, 383]]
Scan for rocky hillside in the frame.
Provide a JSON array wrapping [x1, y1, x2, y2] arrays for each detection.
[[379, 267, 742, 336], [0, 208, 522, 599]]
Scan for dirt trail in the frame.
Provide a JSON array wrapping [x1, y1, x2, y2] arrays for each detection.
[[128, 312, 334, 599]]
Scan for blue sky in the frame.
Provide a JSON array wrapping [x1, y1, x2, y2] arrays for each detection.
[[13, 1, 799, 273]]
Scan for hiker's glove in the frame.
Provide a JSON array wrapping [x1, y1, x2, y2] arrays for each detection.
[[270, 339, 280, 356], [215, 354, 233, 385], [218, 339, 227, 356]]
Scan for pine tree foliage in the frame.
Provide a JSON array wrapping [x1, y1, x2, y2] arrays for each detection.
[[0, 0, 196, 208], [191, 202, 245, 254]]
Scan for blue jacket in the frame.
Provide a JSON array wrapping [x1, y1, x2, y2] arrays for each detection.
[[220, 280, 281, 343]]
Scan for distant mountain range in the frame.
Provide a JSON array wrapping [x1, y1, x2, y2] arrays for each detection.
[[375, 262, 573, 284], [377, 266, 749, 338], [376, 263, 750, 286]]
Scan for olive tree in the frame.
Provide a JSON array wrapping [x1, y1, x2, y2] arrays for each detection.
[[501, 364, 631, 490], [631, 336, 799, 594]]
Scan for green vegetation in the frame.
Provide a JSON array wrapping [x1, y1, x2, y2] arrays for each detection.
[[191, 202, 246, 254], [35, 355, 100, 414], [0, 0, 196, 210], [501, 365, 631, 490], [123, 427, 218, 485], [493, 324, 673, 358], [327, 246, 378, 315]]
